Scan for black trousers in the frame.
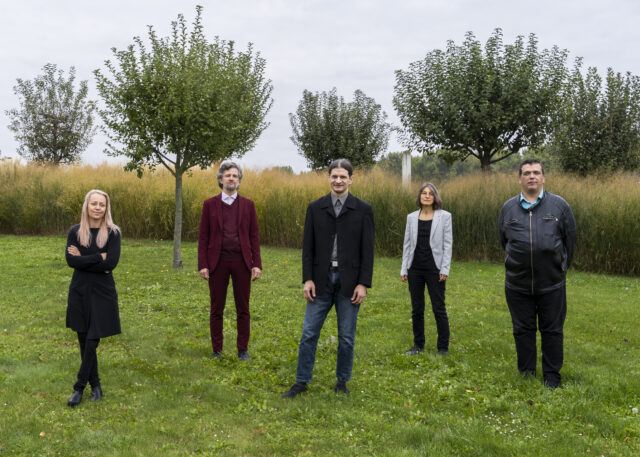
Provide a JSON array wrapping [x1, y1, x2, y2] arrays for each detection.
[[408, 268, 450, 351], [74, 332, 100, 391], [505, 285, 567, 384]]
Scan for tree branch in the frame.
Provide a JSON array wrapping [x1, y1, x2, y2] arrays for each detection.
[[490, 149, 519, 164], [154, 148, 176, 176]]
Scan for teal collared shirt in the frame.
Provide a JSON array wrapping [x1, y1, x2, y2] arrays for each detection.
[[520, 189, 544, 210]]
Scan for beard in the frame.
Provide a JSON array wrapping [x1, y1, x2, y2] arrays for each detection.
[[223, 182, 239, 192]]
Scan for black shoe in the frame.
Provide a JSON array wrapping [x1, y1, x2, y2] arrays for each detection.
[[67, 390, 83, 407], [238, 350, 250, 361], [544, 378, 560, 389], [89, 385, 103, 402], [437, 349, 449, 356], [405, 346, 424, 356], [211, 351, 222, 360], [282, 382, 307, 398], [520, 369, 536, 379], [334, 381, 349, 395]]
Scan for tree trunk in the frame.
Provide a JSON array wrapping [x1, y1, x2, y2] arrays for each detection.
[[480, 153, 492, 173], [172, 172, 184, 269]]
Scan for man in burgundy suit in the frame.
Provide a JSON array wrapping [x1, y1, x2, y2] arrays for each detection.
[[198, 161, 262, 361]]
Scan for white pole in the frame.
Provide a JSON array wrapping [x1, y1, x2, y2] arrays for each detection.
[[402, 150, 411, 188]]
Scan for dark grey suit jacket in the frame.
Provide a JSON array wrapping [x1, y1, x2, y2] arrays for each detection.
[[302, 193, 374, 297]]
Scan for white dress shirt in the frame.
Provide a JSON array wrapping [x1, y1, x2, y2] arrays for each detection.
[[221, 192, 238, 205]]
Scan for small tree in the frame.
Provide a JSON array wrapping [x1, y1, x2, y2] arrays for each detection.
[[393, 29, 567, 172], [5, 63, 96, 165], [290, 88, 391, 169], [94, 6, 273, 268], [552, 60, 640, 175]]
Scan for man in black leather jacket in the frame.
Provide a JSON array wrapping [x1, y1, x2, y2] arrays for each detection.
[[499, 159, 577, 388]]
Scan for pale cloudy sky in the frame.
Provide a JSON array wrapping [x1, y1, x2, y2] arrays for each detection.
[[1, 0, 639, 171]]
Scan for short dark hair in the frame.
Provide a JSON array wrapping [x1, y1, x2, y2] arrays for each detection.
[[217, 161, 243, 189], [416, 182, 443, 210], [328, 158, 353, 177], [519, 158, 545, 176]]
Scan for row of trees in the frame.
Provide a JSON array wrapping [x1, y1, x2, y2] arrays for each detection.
[[394, 30, 640, 175], [4, 11, 640, 266], [296, 29, 640, 175], [7, 27, 639, 176]]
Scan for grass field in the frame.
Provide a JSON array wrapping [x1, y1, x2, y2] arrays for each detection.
[[0, 235, 638, 456]]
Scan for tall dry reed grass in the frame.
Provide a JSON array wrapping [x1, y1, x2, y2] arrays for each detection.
[[1, 161, 638, 275]]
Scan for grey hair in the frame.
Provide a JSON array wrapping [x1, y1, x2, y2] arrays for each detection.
[[217, 161, 243, 189], [416, 182, 443, 210]]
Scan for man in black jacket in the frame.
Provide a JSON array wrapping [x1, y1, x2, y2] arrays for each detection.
[[499, 159, 577, 388], [283, 158, 375, 398]]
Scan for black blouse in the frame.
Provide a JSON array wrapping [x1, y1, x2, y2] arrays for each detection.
[[410, 219, 438, 272]]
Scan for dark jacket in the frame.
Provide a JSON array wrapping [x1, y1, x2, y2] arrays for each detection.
[[499, 191, 577, 295], [66, 225, 121, 339], [302, 193, 375, 297], [197, 194, 262, 272]]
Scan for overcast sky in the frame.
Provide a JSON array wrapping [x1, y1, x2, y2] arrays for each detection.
[[2, 0, 639, 171]]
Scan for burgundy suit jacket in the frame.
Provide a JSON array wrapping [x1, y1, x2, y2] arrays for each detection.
[[197, 194, 262, 272]]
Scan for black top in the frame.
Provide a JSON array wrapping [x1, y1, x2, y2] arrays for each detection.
[[410, 219, 438, 272], [65, 225, 121, 339]]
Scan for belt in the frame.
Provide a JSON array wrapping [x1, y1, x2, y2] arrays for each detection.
[[331, 261, 338, 267]]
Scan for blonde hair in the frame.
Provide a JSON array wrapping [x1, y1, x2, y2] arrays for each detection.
[[77, 190, 120, 248]]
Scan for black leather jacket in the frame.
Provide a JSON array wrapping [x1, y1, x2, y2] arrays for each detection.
[[499, 191, 577, 295]]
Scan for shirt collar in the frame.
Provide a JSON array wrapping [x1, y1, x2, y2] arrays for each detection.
[[330, 192, 348, 207], [519, 189, 544, 209], [221, 192, 238, 205]]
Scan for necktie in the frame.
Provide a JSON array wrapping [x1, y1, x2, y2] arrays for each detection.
[[332, 199, 341, 263], [334, 199, 342, 216]]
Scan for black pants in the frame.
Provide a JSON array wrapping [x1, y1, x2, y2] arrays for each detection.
[[408, 268, 450, 351], [74, 332, 100, 391], [505, 285, 566, 385]]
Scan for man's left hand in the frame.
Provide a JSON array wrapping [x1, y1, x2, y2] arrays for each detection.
[[351, 284, 367, 305], [251, 267, 262, 280]]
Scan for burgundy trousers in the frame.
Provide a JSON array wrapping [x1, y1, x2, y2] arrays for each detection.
[[208, 260, 251, 352]]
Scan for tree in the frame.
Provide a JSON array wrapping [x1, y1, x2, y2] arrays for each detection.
[[393, 29, 567, 172], [94, 6, 273, 268], [290, 88, 391, 169], [5, 63, 96, 165], [551, 60, 640, 175]]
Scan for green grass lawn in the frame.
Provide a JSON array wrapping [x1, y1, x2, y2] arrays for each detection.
[[0, 235, 638, 456]]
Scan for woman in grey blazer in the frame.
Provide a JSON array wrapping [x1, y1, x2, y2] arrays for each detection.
[[401, 182, 452, 355]]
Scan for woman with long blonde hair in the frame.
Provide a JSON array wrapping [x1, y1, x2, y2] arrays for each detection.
[[65, 190, 121, 406]]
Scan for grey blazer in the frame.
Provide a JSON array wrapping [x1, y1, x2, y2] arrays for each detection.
[[401, 209, 453, 276]]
